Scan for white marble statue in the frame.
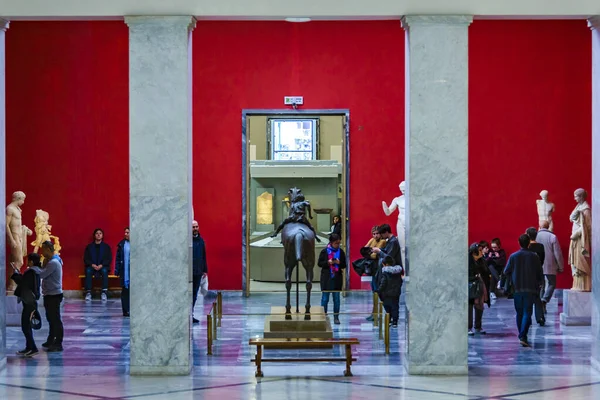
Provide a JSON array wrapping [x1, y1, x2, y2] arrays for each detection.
[[382, 181, 406, 268], [536, 190, 555, 232], [568, 188, 592, 291], [6, 191, 26, 292]]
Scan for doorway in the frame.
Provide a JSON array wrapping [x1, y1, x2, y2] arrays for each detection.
[[242, 110, 350, 296]]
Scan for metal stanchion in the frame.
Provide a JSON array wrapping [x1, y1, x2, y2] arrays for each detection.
[[207, 314, 213, 355], [217, 292, 223, 327], [385, 313, 390, 354], [212, 303, 218, 339], [372, 293, 379, 327], [378, 302, 383, 339]]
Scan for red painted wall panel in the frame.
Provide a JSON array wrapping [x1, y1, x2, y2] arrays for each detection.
[[6, 21, 129, 291], [192, 21, 405, 290], [469, 20, 592, 289]]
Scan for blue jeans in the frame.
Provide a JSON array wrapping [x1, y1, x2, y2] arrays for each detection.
[[513, 292, 535, 341], [85, 266, 109, 291], [321, 281, 340, 314]]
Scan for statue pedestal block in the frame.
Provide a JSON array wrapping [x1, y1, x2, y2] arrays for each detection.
[[560, 289, 592, 326], [263, 306, 333, 345], [6, 294, 45, 326], [6, 294, 21, 326]]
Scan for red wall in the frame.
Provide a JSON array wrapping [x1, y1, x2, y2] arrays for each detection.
[[5, 21, 129, 290], [469, 20, 592, 289], [192, 21, 405, 290], [6, 20, 591, 292]]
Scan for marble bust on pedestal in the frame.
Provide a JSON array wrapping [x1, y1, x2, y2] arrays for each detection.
[[568, 188, 591, 292], [382, 181, 406, 268], [536, 190, 555, 232]]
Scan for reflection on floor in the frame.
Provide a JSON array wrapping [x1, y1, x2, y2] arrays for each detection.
[[250, 280, 316, 292], [1, 292, 599, 399]]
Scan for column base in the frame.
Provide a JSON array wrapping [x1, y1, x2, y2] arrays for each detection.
[[591, 356, 600, 373], [560, 289, 592, 326], [403, 362, 468, 375], [130, 364, 191, 376]]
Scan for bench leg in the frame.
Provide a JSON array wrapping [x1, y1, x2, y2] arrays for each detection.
[[255, 345, 264, 378], [344, 344, 353, 377]]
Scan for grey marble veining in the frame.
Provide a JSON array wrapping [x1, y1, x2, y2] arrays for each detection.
[[0, 19, 8, 372], [402, 15, 472, 374], [590, 16, 600, 371], [126, 16, 195, 375]]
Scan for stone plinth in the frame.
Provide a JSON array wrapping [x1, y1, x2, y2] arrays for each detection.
[[264, 306, 332, 342], [560, 289, 592, 326]]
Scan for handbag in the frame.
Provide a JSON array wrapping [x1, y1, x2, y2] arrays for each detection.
[[30, 308, 42, 330], [200, 275, 209, 297], [468, 278, 482, 300]]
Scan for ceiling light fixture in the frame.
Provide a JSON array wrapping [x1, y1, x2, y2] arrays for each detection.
[[285, 17, 311, 23]]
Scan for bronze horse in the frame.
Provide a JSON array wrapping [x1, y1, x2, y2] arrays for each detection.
[[281, 222, 315, 320]]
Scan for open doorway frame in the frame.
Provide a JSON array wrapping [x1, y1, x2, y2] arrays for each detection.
[[242, 109, 350, 296]]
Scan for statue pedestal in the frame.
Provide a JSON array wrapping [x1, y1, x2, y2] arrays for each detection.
[[6, 293, 45, 326], [263, 306, 333, 346], [6, 294, 21, 326], [560, 289, 592, 326]]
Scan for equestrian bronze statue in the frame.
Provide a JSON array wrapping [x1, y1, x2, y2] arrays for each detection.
[[277, 188, 317, 319]]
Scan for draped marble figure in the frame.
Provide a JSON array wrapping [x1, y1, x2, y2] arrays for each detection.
[[568, 188, 592, 291]]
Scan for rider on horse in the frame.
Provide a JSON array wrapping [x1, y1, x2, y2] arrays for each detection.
[[271, 187, 322, 243]]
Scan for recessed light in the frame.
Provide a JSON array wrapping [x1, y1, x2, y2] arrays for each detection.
[[285, 17, 311, 23]]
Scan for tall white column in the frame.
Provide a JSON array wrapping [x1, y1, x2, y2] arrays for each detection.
[[589, 16, 600, 372], [126, 16, 195, 375], [0, 19, 8, 372], [402, 15, 472, 375]]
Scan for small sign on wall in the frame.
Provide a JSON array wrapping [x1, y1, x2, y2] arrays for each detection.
[[284, 96, 304, 105]]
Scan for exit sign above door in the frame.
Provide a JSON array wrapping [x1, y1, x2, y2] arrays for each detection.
[[284, 96, 304, 105]]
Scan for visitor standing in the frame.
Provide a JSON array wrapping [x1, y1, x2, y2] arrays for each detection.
[[115, 227, 131, 317], [318, 233, 347, 324], [32, 241, 64, 352], [536, 220, 564, 306], [377, 255, 403, 328], [503, 234, 544, 347], [11, 253, 42, 357], [192, 220, 208, 324]]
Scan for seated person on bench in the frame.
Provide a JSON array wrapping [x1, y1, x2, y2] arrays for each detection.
[[271, 188, 321, 243], [83, 228, 113, 303]]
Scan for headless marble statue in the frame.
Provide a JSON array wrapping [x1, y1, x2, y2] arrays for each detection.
[[6, 191, 27, 292], [382, 181, 406, 268], [536, 190, 555, 232]]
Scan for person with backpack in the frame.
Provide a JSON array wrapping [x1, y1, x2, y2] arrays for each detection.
[[11, 253, 42, 357], [377, 255, 403, 328]]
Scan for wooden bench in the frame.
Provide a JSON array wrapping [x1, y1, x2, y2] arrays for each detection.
[[78, 274, 121, 291], [249, 337, 360, 377]]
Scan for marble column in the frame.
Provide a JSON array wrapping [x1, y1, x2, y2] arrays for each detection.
[[126, 16, 195, 375], [402, 15, 472, 375], [590, 16, 600, 372], [0, 19, 8, 372]]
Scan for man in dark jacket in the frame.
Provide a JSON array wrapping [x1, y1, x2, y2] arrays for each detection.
[[526, 227, 546, 326], [83, 228, 113, 302], [377, 255, 403, 327], [503, 234, 544, 347], [11, 253, 42, 357], [115, 227, 131, 316], [371, 224, 402, 285], [192, 220, 208, 324]]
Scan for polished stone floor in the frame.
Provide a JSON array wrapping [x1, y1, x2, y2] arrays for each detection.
[[1, 291, 599, 399]]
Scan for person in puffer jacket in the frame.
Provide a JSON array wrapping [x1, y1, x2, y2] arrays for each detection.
[[377, 255, 404, 327]]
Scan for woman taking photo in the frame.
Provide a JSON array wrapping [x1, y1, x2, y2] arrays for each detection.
[[468, 242, 490, 336], [318, 233, 347, 325]]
